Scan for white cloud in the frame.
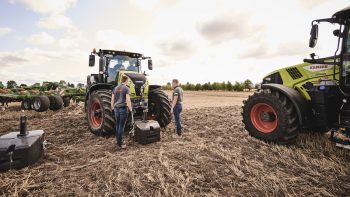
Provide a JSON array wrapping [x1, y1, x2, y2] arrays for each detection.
[[95, 30, 152, 53], [198, 13, 265, 45], [26, 32, 55, 45], [58, 28, 82, 48], [10, 0, 78, 15], [298, 0, 329, 9], [128, 0, 160, 11], [0, 48, 87, 85], [0, 27, 12, 36], [37, 14, 73, 29]]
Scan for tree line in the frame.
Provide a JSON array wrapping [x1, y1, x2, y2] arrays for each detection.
[[0, 80, 84, 89], [162, 79, 258, 91]]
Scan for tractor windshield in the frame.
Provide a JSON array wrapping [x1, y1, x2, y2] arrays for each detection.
[[109, 55, 139, 72], [107, 55, 139, 82]]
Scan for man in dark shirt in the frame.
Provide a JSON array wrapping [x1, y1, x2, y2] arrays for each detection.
[[111, 75, 133, 149], [171, 79, 184, 137]]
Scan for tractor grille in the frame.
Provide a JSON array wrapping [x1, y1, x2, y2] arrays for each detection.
[[286, 67, 303, 80]]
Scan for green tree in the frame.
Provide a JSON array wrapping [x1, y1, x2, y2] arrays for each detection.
[[195, 83, 202, 91], [254, 83, 261, 90], [7, 80, 17, 89], [233, 81, 244, 91], [161, 82, 172, 90], [19, 84, 28, 88], [222, 81, 227, 91], [212, 82, 220, 90], [227, 81, 233, 91], [0, 81, 4, 89], [243, 79, 253, 91]]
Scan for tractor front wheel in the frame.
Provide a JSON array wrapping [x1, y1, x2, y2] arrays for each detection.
[[148, 89, 172, 128], [242, 89, 299, 144], [86, 90, 115, 136]]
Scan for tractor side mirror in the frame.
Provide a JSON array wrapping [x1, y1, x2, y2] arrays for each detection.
[[148, 59, 153, 70], [333, 29, 343, 37], [309, 24, 318, 48], [89, 55, 95, 67]]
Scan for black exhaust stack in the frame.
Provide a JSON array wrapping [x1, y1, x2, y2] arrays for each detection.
[[18, 115, 28, 137]]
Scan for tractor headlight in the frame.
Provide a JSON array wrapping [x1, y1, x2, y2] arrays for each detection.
[[141, 99, 148, 108]]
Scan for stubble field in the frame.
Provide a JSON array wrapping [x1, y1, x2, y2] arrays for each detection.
[[0, 91, 349, 196]]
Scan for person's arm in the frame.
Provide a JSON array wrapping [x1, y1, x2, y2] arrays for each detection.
[[111, 90, 115, 109], [171, 96, 178, 113], [126, 94, 132, 112]]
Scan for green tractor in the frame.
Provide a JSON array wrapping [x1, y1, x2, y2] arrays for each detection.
[[85, 49, 172, 136], [242, 7, 350, 145]]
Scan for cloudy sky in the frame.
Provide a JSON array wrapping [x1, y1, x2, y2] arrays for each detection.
[[0, 0, 349, 85]]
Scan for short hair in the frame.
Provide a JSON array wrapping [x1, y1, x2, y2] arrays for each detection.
[[172, 79, 179, 84], [122, 75, 129, 83]]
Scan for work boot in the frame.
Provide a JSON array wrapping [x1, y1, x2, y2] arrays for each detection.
[[172, 134, 182, 139], [330, 129, 350, 149]]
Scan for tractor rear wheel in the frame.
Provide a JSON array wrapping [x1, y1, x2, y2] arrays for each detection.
[[148, 89, 172, 128], [242, 89, 299, 144], [49, 96, 64, 111], [33, 96, 50, 112], [86, 89, 115, 136], [21, 99, 32, 110]]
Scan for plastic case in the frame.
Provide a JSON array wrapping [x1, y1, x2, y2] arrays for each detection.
[[134, 120, 160, 145], [0, 130, 45, 172]]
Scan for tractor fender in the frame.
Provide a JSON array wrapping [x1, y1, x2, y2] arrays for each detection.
[[149, 85, 161, 91], [85, 84, 113, 107], [261, 84, 312, 129]]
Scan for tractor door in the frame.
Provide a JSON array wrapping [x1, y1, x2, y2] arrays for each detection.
[[340, 26, 350, 92]]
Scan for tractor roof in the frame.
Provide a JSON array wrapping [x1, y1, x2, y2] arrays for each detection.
[[98, 49, 143, 58], [333, 6, 350, 20]]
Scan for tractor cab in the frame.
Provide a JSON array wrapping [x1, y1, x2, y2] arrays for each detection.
[[88, 49, 152, 86], [305, 6, 350, 92]]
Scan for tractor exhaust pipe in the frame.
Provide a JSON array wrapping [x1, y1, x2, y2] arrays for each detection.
[[18, 114, 28, 137]]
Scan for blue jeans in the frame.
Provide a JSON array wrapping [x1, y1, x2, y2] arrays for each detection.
[[114, 107, 128, 147], [173, 103, 183, 135]]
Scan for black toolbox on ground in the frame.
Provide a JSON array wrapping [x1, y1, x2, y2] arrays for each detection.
[[134, 120, 160, 145], [0, 130, 45, 172]]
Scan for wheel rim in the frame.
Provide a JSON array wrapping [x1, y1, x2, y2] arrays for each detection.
[[34, 98, 41, 110], [89, 100, 102, 129], [24, 100, 30, 109], [250, 103, 278, 133]]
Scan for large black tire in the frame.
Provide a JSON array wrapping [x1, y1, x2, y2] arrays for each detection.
[[49, 96, 64, 111], [148, 89, 172, 128], [86, 89, 115, 136], [242, 89, 299, 145], [33, 96, 50, 112], [63, 97, 71, 107], [21, 99, 32, 110]]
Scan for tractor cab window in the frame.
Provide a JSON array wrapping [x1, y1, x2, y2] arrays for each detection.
[[342, 28, 350, 86], [107, 55, 139, 83], [346, 28, 350, 53]]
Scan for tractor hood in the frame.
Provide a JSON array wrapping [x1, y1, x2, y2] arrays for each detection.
[[123, 72, 149, 98], [124, 73, 146, 85]]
